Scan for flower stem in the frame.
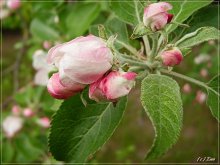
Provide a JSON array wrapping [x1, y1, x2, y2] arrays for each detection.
[[161, 69, 219, 96], [143, 36, 151, 54], [149, 34, 158, 62], [116, 40, 139, 55], [134, 0, 151, 54]]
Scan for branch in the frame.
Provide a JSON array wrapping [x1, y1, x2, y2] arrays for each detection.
[[161, 69, 219, 96]]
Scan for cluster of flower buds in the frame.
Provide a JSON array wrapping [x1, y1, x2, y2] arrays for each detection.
[[142, 2, 183, 67], [47, 35, 137, 101]]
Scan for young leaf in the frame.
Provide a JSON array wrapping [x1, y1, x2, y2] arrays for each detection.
[[110, 0, 145, 25], [30, 19, 59, 40], [206, 75, 220, 121], [141, 74, 183, 160], [175, 27, 220, 49], [164, 0, 212, 33], [49, 94, 127, 163], [131, 23, 154, 39], [89, 17, 129, 49]]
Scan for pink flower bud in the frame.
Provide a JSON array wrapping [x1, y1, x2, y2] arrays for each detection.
[[37, 117, 50, 128], [47, 35, 113, 84], [195, 90, 206, 104], [47, 73, 84, 99], [3, 116, 23, 138], [161, 47, 183, 66], [200, 68, 208, 78], [12, 105, 20, 115], [182, 83, 191, 94], [23, 108, 34, 117], [7, 0, 20, 10], [89, 71, 137, 102], [43, 41, 52, 50], [143, 2, 173, 31]]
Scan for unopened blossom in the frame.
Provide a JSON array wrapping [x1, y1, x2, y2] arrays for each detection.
[[47, 35, 113, 85], [200, 68, 208, 78], [182, 83, 191, 94], [7, 0, 21, 10], [37, 117, 50, 128], [196, 90, 206, 104], [89, 71, 137, 102], [161, 47, 183, 66], [3, 116, 23, 138], [47, 72, 84, 99], [12, 105, 20, 115], [143, 2, 173, 31], [33, 50, 55, 86], [23, 108, 34, 117]]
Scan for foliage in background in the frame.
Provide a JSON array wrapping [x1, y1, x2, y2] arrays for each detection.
[[1, 0, 219, 164]]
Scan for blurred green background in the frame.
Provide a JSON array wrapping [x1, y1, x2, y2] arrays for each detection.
[[1, 0, 219, 164]]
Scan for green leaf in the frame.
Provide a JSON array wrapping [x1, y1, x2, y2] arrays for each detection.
[[89, 17, 129, 49], [110, 0, 145, 25], [15, 134, 44, 163], [187, 5, 219, 32], [49, 94, 127, 163], [66, 3, 101, 38], [30, 19, 59, 40], [131, 23, 154, 39], [105, 17, 129, 45], [165, 0, 212, 33], [206, 75, 220, 122], [2, 140, 14, 163], [141, 74, 183, 160], [176, 27, 220, 49]]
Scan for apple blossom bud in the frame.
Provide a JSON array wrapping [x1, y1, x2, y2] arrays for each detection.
[[37, 117, 50, 128], [200, 68, 208, 78], [182, 83, 191, 94], [161, 47, 183, 66], [196, 90, 206, 104], [47, 73, 84, 99], [3, 116, 23, 138], [12, 105, 20, 115], [7, 0, 20, 10], [89, 71, 137, 102], [23, 108, 34, 117], [47, 35, 113, 84], [43, 41, 52, 50], [143, 2, 173, 31]]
